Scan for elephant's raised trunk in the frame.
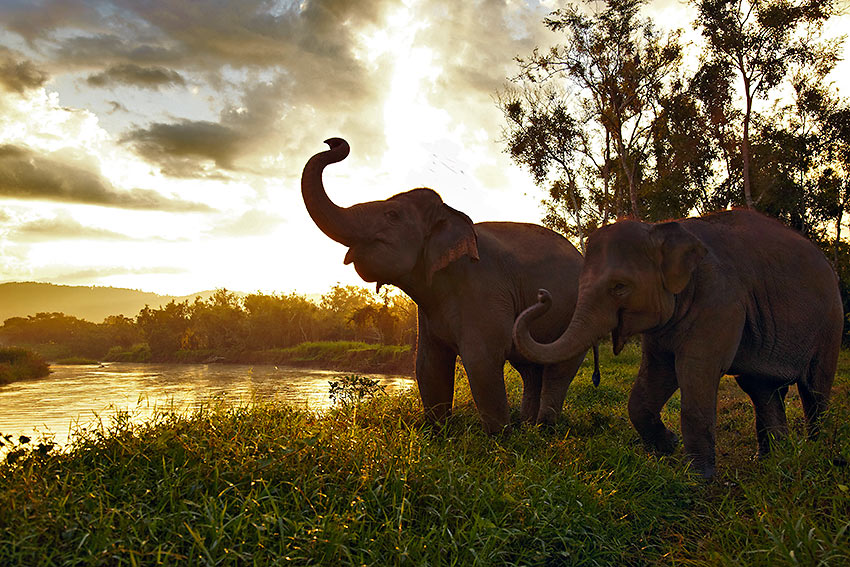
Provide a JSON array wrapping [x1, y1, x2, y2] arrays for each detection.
[[513, 289, 609, 365], [301, 138, 359, 245]]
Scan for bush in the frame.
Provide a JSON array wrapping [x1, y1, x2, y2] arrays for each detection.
[[0, 347, 50, 385], [104, 343, 151, 362]]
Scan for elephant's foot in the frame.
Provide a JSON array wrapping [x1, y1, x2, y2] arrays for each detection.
[[756, 428, 788, 458], [688, 453, 716, 480], [643, 428, 679, 456], [481, 414, 512, 436], [519, 401, 540, 424], [534, 406, 560, 427]]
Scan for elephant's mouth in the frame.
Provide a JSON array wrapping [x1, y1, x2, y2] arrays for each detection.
[[342, 246, 381, 283]]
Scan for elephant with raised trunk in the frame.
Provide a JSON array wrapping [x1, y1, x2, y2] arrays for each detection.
[[513, 209, 842, 478], [302, 138, 598, 433]]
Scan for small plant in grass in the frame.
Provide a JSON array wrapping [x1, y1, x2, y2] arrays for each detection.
[[328, 374, 385, 406]]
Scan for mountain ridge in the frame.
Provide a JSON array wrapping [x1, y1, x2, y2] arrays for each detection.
[[0, 282, 229, 323]]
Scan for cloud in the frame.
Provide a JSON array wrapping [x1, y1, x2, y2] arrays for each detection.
[[0, 0, 102, 45], [87, 63, 186, 89], [413, 0, 551, 118], [121, 119, 244, 177], [0, 144, 213, 211], [0, 48, 49, 93], [0, 0, 397, 175], [208, 208, 285, 237], [53, 265, 187, 284], [12, 213, 133, 241]]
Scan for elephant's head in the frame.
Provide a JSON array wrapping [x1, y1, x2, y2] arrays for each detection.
[[301, 138, 479, 288], [513, 219, 706, 364]]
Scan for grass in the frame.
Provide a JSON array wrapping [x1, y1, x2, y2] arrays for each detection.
[[0, 347, 50, 385], [247, 341, 414, 373], [53, 357, 101, 365], [0, 344, 848, 565]]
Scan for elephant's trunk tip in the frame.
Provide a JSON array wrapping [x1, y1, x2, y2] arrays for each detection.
[[512, 288, 554, 361], [323, 137, 350, 160]]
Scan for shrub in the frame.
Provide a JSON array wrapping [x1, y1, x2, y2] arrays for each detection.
[[328, 374, 386, 406], [0, 347, 50, 385]]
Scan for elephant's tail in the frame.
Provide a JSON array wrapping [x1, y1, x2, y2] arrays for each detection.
[[591, 342, 601, 387]]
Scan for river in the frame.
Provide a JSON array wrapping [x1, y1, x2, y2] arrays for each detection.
[[0, 362, 414, 448]]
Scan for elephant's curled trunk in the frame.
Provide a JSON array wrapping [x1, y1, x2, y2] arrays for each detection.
[[301, 138, 359, 245], [513, 289, 601, 366]]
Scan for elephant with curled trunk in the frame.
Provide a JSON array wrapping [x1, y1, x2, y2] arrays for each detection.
[[302, 138, 598, 433], [513, 209, 842, 478]]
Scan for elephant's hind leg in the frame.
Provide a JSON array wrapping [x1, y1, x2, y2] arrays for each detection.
[[798, 346, 838, 439], [735, 375, 789, 456], [512, 363, 542, 423], [537, 354, 586, 425]]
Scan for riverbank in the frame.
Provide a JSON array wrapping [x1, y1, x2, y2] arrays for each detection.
[[0, 347, 49, 385], [104, 340, 416, 375], [1, 344, 848, 565]]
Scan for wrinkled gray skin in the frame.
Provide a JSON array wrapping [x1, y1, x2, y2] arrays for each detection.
[[302, 138, 597, 433], [514, 210, 843, 478]]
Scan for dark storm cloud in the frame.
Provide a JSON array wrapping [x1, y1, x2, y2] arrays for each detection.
[[0, 48, 49, 93], [0, 144, 213, 212], [86, 63, 186, 89]]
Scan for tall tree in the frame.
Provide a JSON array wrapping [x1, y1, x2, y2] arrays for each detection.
[[501, 0, 682, 235], [692, 0, 838, 208]]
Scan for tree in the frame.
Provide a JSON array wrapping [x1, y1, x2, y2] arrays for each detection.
[[692, 0, 839, 208], [136, 301, 189, 359], [186, 289, 247, 351], [501, 0, 683, 238]]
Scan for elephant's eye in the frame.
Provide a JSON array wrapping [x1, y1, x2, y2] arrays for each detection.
[[610, 282, 630, 297], [385, 210, 400, 222]]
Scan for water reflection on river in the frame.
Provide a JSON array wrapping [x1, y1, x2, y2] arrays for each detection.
[[0, 363, 414, 447]]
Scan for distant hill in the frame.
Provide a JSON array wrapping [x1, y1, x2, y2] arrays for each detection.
[[0, 282, 226, 323]]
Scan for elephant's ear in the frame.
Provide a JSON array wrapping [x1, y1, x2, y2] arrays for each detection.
[[424, 204, 479, 284], [651, 222, 707, 294]]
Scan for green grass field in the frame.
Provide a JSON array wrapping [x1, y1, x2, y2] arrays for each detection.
[[1, 343, 848, 565]]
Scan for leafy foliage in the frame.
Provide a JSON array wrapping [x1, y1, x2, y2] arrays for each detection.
[[0, 347, 49, 385], [328, 374, 386, 406], [0, 285, 418, 362]]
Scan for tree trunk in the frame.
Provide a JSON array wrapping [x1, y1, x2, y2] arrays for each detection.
[[741, 78, 755, 209]]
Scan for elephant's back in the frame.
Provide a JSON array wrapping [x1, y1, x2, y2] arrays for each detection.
[[688, 209, 843, 366], [475, 222, 582, 267]]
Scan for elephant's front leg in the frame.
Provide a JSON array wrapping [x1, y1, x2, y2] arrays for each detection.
[[459, 340, 510, 434], [628, 347, 679, 455], [675, 353, 723, 479], [415, 327, 458, 425]]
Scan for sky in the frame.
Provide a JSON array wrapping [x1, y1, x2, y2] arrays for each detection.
[[0, 0, 847, 297]]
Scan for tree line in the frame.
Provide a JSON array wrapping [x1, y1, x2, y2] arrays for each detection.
[[500, 0, 849, 252], [0, 286, 417, 361], [498, 0, 850, 338]]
